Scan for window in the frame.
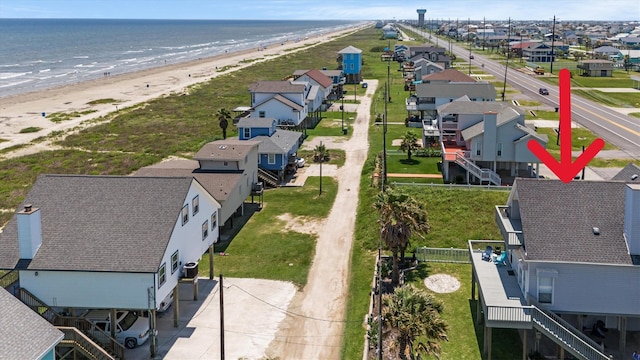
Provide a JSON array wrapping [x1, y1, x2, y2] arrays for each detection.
[[350, 63, 354, 70], [497, 143, 503, 157], [268, 153, 276, 164], [243, 128, 250, 138], [181, 205, 189, 225], [171, 250, 179, 274], [223, 161, 228, 166], [211, 212, 217, 230], [192, 195, 199, 216], [538, 277, 553, 303], [159, 263, 166, 288], [475, 142, 482, 156], [259, 111, 265, 118], [202, 220, 208, 240]]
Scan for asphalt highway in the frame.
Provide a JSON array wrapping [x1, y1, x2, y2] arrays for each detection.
[[403, 25, 640, 159]]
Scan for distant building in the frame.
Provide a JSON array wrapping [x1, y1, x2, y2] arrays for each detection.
[[338, 46, 363, 84]]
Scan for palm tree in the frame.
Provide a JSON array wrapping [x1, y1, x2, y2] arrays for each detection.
[[374, 188, 430, 285], [399, 131, 419, 161], [217, 108, 231, 139], [313, 143, 329, 162], [382, 284, 448, 359]]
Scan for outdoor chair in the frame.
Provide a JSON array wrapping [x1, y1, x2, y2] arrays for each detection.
[[494, 252, 507, 266], [482, 246, 492, 262]]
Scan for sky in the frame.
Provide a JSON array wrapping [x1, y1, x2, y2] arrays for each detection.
[[0, 0, 638, 21]]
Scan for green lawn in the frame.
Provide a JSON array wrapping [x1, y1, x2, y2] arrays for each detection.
[[305, 111, 357, 138], [385, 153, 440, 174], [571, 89, 640, 108], [200, 177, 338, 287], [535, 127, 617, 151]]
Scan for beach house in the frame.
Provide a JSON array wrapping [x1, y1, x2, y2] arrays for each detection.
[[248, 80, 309, 127], [0, 175, 221, 357], [485, 178, 640, 358], [338, 45, 363, 84], [135, 139, 260, 229], [438, 99, 547, 185]]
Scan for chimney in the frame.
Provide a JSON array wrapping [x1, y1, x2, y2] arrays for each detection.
[[624, 184, 640, 255], [17, 204, 43, 259], [482, 111, 498, 159]]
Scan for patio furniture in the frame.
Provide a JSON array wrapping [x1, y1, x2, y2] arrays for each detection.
[[482, 246, 493, 262], [494, 252, 507, 266]]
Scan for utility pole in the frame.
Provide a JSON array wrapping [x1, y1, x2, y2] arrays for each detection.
[[482, 17, 486, 51], [468, 17, 472, 76], [220, 274, 225, 360], [319, 140, 323, 195], [382, 81, 387, 192], [502, 17, 511, 102], [550, 15, 557, 74], [377, 241, 383, 360], [341, 89, 344, 131]]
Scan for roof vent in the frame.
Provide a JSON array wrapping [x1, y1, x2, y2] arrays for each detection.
[[219, 145, 227, 150], [592, 227, 600, 235], [632, 174, 638, 180], [24, 204, 33, 212]]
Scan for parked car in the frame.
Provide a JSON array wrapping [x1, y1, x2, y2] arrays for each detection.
[[469, 55, 474, 59], [158, 292, 174, 313], [84, 310, 152, 349], [539, 88, 549, 95], [295, 157, 305, 168]]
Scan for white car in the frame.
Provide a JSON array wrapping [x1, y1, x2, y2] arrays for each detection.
[[85, 310, 151, 349], [295, 157, 305, 168], [158, 292, 174, 313]]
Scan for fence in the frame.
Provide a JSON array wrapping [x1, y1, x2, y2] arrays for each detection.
[[415, 247, 470, 264], [391, 182, 511, 191]]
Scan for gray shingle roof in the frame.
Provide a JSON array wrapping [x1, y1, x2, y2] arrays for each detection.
[[134, 161, 241, 203], [194, 139, 258, 161], [248, 80, 305, 93], [417, 82, 497, 100], [338, 45, 362, 54], [438, 99, 523, 116], [422, 69, 476, 83], [611, 163, 640, 182], [459, 106, 524, 140], [0, 288, 63, 359], [513, 123, 548, 143], [514, 178, 631, 264], [253, 130, 302, 154], [0, 175, 195, 272], [236, 117, 276, 128]]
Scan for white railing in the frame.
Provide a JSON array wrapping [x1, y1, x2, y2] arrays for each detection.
[[531, 307, 610, 360], [487, 305, 532, 323], [454, 152, 501, 186], [494, 206, 523, 247]]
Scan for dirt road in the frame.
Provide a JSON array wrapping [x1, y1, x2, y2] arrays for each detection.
[[266, 80, 377, 360]]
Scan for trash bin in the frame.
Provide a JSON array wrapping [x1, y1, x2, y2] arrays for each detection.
[[342, 127, 348, 135], [42, 112, 46, 117], [184, 262, 198, 278], [555, 107, 559, 112]]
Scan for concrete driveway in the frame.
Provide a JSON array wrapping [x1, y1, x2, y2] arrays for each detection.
[[128, 277, 296, 360]]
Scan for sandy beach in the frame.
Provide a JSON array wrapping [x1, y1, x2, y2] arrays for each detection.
[[0, 23, 369, 157]]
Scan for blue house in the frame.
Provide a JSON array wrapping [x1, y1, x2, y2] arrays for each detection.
[[338, 45, 363, 84], [237, 117, 303, 183]]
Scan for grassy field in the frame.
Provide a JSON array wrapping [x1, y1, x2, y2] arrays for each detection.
[[535, 127, 618, 151], [199, 177, 338, 287]]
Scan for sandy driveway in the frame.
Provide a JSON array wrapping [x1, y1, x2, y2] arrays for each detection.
[[266, 80, 377, 360]]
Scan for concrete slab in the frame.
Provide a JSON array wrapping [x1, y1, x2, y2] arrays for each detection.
[[128, 277, 296, 360]]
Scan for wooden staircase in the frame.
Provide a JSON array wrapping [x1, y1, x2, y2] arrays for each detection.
[[17, 288, 125, 360], [258, 168, 280, 187]]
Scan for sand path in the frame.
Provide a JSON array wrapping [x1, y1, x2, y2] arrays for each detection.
[[266, 80, 377, 360]]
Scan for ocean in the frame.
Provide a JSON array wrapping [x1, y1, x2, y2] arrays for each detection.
[[0, 19, 362, 98]]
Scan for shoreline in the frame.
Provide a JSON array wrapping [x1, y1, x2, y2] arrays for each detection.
[[0, 23, 370, 156]]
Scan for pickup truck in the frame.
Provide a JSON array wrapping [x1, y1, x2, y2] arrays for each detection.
[[84, 310, 151, 349]]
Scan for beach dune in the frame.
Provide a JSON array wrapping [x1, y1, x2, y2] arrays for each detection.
[[0, 24, 368, 157]]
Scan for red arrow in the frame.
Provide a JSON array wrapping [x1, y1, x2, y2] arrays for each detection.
[[527, 68, 604, 183]]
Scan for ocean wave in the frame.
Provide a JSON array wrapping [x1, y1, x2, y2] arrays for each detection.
[[39, 69, 51, 73], [124, 50, 145, 54], [120, 58, 138, 63], [0, 64, 21, 68], [0, 78, 34, 88], [73, 56, 89, 59], [0, 72, 31, 80]]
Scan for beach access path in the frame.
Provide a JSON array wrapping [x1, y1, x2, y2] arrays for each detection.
[[266, 79, 378, 360]]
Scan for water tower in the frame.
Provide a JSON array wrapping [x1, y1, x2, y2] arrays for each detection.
[[417, 9, 426, 27]]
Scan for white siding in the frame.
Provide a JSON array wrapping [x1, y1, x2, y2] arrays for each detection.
[[19, 270, 154, 309], [624, 184, 640, 255]]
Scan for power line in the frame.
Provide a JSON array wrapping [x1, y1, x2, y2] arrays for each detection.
[[229, 283, 362, 323]]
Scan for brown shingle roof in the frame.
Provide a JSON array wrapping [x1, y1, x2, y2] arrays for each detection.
[[422, 69, 476, 83], [303, 69, 334, 88], [248, 80, 306, 93], [194, 139, 259, 162]]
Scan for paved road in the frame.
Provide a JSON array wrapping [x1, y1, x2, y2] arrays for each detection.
[[402, 25, 640, 159]]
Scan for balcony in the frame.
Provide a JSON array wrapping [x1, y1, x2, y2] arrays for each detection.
[[495, 206, 523, 247]]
